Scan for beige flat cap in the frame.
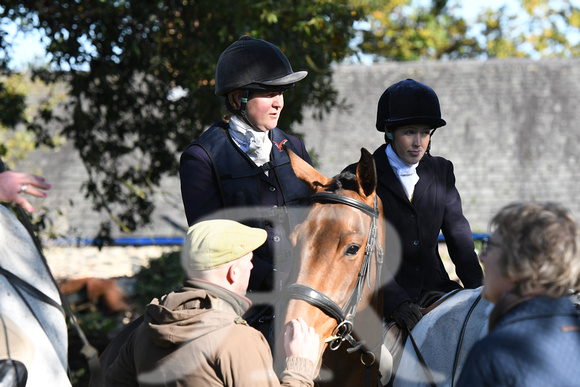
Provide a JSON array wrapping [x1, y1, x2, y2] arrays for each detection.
[[182, 219, 267, 271]]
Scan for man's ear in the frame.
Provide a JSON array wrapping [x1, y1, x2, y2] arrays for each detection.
[[225, 262, 237, 285]]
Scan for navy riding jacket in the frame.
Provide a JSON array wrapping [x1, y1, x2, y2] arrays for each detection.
[[371, 144, 483, 318], [457, 296, 580, 387], [179, 121, 312, 291]]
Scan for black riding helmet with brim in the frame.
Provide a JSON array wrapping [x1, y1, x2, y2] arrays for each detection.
[[215, 35, 308, 96]]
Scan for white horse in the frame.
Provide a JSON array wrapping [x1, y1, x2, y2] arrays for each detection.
[[392, 287, 493, 387], [391, 287, 580, 387], [0, 204, 71, 386]]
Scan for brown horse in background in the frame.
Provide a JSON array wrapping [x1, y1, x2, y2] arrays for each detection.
[[275, 148, 390, 386]]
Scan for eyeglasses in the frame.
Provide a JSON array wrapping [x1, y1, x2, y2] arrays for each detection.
[[481, 238, 501, 255]]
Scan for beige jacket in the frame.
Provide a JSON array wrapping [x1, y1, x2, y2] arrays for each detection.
[[104, 279, 314, 386]]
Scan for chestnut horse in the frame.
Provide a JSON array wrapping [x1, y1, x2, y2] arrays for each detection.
[[276, 148, 393, 386]]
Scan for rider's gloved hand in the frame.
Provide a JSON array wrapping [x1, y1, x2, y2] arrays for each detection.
[[392, 301, 423, 331]]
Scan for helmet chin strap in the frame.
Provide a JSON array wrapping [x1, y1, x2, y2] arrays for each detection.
[[238, 89, 262, 133], [426, 128, 437, 155]]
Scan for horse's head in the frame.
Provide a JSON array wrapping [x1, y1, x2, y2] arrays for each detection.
[[277, 148, 385, 383]]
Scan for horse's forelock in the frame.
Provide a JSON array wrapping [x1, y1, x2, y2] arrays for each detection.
[[327, 171, 359, 193]]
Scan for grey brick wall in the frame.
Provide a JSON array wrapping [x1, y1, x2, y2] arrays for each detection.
[[15, 57, 580, 240], [297, 58, 580, 233]]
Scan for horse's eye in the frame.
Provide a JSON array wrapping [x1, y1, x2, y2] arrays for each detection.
[[345, 245, 360, 256]]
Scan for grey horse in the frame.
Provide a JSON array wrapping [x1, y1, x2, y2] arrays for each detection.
[[0, 204, 71, 386], [392, 287, 493, 387]]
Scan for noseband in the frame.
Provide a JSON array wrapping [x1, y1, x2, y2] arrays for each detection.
[[285, 192, 383, 352]]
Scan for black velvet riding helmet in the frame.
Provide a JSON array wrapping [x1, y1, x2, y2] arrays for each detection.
[[375, 79, 446, 132], [215, 35, 308, 97]]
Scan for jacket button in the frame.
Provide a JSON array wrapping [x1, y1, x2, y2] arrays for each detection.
[[410, 213, 416, 218], [269, 186, 276, 192], [413, 240, 420, 246], [273, 236, 281, 242], [415, 265, 422, 272]]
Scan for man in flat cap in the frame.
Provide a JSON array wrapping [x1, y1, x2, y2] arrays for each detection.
[[100, 219, 319, 387]]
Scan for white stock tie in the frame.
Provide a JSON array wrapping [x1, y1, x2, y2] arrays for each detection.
[[386, 144, 419, 200]]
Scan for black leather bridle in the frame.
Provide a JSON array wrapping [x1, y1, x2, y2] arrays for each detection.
[[285, 192, 384, 354]]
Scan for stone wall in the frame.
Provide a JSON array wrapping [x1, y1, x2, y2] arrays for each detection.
[[16, 57, 580, 239], [296, 58, 580, 232]]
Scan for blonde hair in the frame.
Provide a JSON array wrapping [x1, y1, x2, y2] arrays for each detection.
[[491, 202, 580, 297]]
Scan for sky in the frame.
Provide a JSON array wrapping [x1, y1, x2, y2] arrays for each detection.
[[434, 0, 518, 20], [0, 0, 559, 70], [3, 21, 47, 70]]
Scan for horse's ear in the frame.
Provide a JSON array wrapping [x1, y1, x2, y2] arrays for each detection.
[[286, 146, 332, 192], [355, 148, 377, 198]]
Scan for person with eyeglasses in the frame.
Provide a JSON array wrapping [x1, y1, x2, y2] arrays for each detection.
[[457, 202, 580, 387]]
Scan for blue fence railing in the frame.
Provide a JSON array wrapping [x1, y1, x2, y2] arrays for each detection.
[[50, 237, 186, 246], [52, 233, 489, 247], [438, 233, 489, 242]]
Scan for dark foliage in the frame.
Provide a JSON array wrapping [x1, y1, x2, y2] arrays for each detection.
[[0, 1, 360, 238]]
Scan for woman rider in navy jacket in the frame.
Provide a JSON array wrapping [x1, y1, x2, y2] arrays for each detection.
[[457, 202, 580, 387], [371, 79, 483, 331], [179, 36, 312, 294]]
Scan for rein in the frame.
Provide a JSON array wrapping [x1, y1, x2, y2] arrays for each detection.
[[285, 192, 384, 356], [404, 288, 470, 387], [450, 293, 482, 387], [0, 266, 65, 315]]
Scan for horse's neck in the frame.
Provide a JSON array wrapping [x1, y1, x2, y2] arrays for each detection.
[[393, 288, 492, 387], [0, 205, 71, 386]]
